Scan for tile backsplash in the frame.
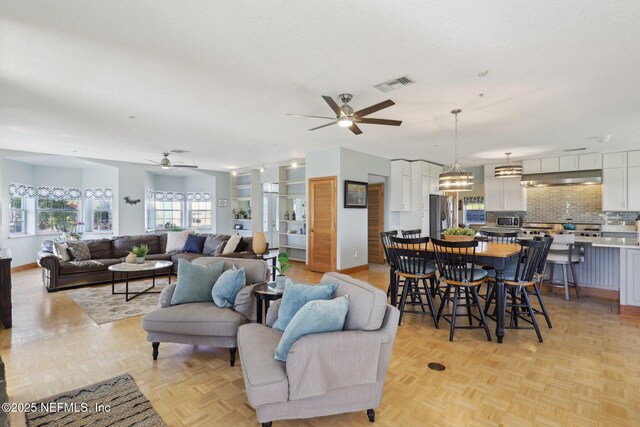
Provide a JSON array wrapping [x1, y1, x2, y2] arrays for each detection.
[[486, 184, 638, 224]]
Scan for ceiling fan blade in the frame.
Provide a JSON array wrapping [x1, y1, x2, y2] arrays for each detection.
[[172, 164, 199, 168], [354, 100, 395, 118], [287, 113, 335, 120], [145, 159, 161, 165], [348, 123, 363, 135], [169, 149, 190, 153], [308, 122, 337, 131], [357, 118, 402, 126], [322, 96, 342, 116]]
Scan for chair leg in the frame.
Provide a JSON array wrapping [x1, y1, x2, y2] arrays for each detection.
[[421, 279, 439, 328], [464, 288, 473, 326], [367, 409, 375, 422], [397, 276, 411, 325], [436, 285, 451, 323], [262, 422, 272, 427], [229, 347, 237, 367], [562, 265, 570, 301], [532, 283, 552, 328], [152, 342, 159, 360], [484, 282, 495, 316], [570, 264, 580, 298], [522, 288, 543, 342], [472, 286, 492, 341], [449, 287, 459, 342]]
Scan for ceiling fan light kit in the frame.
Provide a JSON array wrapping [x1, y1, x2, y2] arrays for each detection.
[[494, 152, 523, 178], [439, 109, 474, 192], [147, 150, 198, 170]]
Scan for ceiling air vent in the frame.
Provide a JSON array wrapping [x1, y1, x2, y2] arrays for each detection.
[[563, 147, 587, 152], [373, 76, 415, 92]]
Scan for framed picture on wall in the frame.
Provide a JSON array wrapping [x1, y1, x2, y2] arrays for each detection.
[[217, 199, 228, 207], [344, 180, 368, 208]]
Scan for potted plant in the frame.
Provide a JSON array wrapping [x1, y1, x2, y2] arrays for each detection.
[[274, 252, 290, 289], [238, 209, 247, 219], [130, 244, 149, 264], [443, 227, 477, 241]]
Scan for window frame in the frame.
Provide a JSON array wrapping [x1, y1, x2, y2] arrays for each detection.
[[153, 200, 184, 230], [9, 196, 28, 235], [90, 199, 113, 232], [36, 198, 81, 234], [187, 200, 212, 230]]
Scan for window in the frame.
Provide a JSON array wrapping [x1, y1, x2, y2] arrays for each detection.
[[463, 197, 486, 225], [186, 192, 212, 229], [154, 201, 183, 229], [145, 191, 186, 230], [37, 198, 80, 232], [9, 197, 27, 234], [91, 200, 113, 231]]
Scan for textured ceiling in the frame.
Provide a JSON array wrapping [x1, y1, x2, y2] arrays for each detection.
[[1, 1, 639, 171]]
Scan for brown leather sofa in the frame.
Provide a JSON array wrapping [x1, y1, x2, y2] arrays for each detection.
[[37, 233, 266, 291]]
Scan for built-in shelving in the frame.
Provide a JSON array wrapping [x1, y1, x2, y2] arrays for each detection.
[[278, 164, 307, 263], [231, 171, 256, 236]]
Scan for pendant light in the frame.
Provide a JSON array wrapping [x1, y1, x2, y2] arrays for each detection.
[[494, 152, 522, 178], [439, 109, 474, 192]]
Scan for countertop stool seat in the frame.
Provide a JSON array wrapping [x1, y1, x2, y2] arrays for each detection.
[[542, 234, 583, 300]]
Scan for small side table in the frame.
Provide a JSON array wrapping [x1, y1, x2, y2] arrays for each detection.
[[253, 282, 284, 324]]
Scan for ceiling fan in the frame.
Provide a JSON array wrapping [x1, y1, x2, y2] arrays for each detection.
[[146, 150, 198, 169], [288, 93, 402, 135]]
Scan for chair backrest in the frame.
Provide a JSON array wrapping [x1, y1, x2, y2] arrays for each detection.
[[380, 230, 398, 265], [401, 229, 422, 238], [549, 233, 574, 251], [510, 239, 548, 283], [479, 230, 519, 244], [193, 257, 269, 283], [388, 236, 433, 277], [533, 235, 554, 274], [431, 237, 481, 283]]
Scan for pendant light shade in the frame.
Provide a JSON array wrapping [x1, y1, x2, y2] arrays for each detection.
[[439, 109, 474, 192], [494, 152, 522, 178]]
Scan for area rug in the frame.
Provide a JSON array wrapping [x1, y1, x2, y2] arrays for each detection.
[[66, 279, 168, 325], [25, 373, 166, 427]]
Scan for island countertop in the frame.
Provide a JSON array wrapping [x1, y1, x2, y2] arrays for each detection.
[[519, 235, 639, 248]]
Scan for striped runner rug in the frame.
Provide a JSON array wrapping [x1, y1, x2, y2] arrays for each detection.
[[25, 374, 166, 427]]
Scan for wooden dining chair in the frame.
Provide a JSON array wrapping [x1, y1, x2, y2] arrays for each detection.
[[380, 231, 400, 302], [526, 235, 554, 328], [431, 238, 491, 342], [478, 230, 519, 243], [401, 229, 422, 238], [388, 236, 438, 327]]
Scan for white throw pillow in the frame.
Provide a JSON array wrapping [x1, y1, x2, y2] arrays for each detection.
[[165, 231, 191, 253], [53, 242, 71, 262], [222, 234, 242, 254]]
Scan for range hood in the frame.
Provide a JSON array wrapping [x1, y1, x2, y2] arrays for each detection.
[[520, 169, 602, 187]]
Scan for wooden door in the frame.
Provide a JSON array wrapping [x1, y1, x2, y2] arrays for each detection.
[[308, 176, 337, 272], [367, 183, 384, 264]]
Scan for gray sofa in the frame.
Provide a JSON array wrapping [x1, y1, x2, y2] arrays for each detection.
[[37, 233, 266, 291], [238, 272, 399, 426], [141, 257, 269, 366]]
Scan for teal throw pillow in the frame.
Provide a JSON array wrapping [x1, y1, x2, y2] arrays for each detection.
[[171, 259, 224, 305], [212, 266, 246, 308], [274, 294, 350, 362], [272, 279, 338, 331]]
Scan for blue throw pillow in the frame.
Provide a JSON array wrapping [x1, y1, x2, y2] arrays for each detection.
[[183, 234, 207, 253], [171, 259, 224, 305], [274, 294, 350, 362], [212, 266, 246, 308], [272, 279, 338, 331]]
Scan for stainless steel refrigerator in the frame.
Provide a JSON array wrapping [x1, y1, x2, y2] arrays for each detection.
[[429, 195, 453, 239]]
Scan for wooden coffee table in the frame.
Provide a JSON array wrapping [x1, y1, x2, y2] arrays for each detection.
[[108, 260, 173, 301]]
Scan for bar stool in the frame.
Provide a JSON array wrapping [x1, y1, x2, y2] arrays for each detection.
[[388, 236, 438, 327], [543, 234, 583, 300], [431, 238, 491, 342], [401, 229, 422, 238], [380, 231, 400, 304], [484, 239, 548, 342]]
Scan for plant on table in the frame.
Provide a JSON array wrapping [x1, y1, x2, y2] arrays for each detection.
[[130, 244, 149, 264], [164, 222, 184, 231], [274, 252, 290, 288], [443, 227, 476, 236]]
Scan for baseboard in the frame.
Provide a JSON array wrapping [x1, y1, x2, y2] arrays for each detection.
[[337, 264, 368, 274], [541, 283, 619, 301], [11, 262, 38, 273], [620, 305, 640, 317]]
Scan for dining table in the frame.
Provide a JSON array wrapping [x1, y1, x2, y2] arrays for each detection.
[[388, 240, 522, 343]]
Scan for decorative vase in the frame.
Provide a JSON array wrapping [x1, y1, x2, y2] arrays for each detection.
[[275, 275, 286, 289], [125, 253, 137, 264], [136, 256, 145, 264], [252, 232, 267, 255]]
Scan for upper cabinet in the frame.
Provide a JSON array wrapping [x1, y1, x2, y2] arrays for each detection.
[[390, 160, 444, 214], [540, 157, 560, 173], [522, 159, 541, 174], [603, 152, 627, 169], [484, 164, 527, 212], [390, 160, 411, 211], [523, 154, 603, 173], [558, 155, 578, 172], [602, 151, 640, 211], [578, 153, 602, 170]]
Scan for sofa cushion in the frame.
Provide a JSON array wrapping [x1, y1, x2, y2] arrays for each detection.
[[158, 233, 168, 253], [145, 253, 173, 262], [321, 272, 387, 331], [94, 258, 123, 268], [212, 266, 246, 308], [275, 294, 349, 362], [59, 260, 106, 274], [171, 259, 224, 305], [237, 323, 289, 407], [86, 239, 113, 259], [41, 240, 54, 254], [183, 234, 207, 253], [171, 253, 205, 264], [203, 234, 230, 256], [272, 280, 338, 331], [222, 234, 242, 254], [142, 302, 247, 337], [236, 237, 251, 252], [193, 257, 268, 285], [112, 235, 160, 258], [53, 242, 71, 262], [67, 241, 91, 261], [165, 231, 190, 253]]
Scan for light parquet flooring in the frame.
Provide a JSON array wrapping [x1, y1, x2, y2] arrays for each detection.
[[1, 264, 640, 426]]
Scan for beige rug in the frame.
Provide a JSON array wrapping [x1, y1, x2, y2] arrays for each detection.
[[25, 373, 166, 427], [66, 279, 169, 325]]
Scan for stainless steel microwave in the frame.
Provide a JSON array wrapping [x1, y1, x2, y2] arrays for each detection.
[[496, 216, 520, 227]]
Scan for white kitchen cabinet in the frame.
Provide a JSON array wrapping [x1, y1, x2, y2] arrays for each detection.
[[390, 160, 411, 211], [485, 177, 526, 211], [421, 175, 430, 209], [578, 153, 602, 170], [603, 152, 627, 169], [401, 175, 411, 211], [559, 156, 579, 172], [421, 210, 430, 237], [627, 167, 640, 210], [484, 177, 504, 211], [540, 157, 560, 173], [628, 150, 640, 168], [522, 159, 541, 174], [602, 168, 627, 211], [429, 163, 443, 178]]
